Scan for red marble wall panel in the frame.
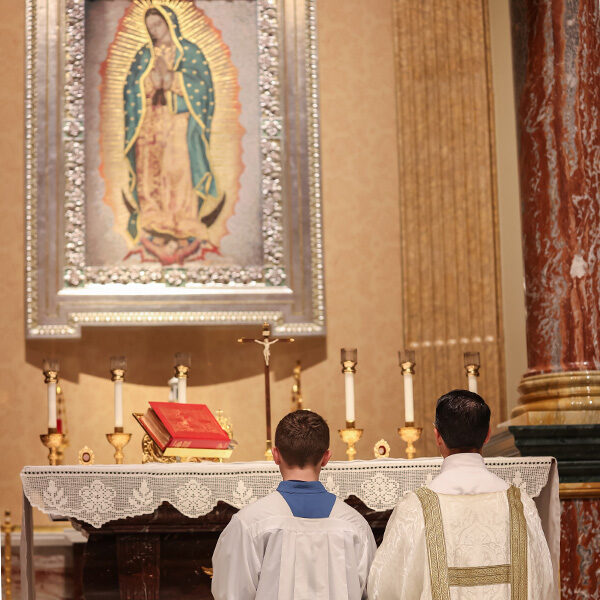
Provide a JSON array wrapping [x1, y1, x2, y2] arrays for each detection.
[[560, 497, 600, 599], [511, 0, 600, 374]]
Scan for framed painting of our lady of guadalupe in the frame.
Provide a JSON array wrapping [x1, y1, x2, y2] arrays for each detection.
[[25, 0, 325, 338]]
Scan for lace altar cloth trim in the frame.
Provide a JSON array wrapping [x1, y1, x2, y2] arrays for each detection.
[[21, 457, 553, 528]]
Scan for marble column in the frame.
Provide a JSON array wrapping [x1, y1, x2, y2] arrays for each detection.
[[560, 494, 600, 599], [511, 0, 600, 421]]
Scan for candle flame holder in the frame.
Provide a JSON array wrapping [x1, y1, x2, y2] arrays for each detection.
[[464, 357, 480, 378], [40, 429, 65, 466], [174, 352, 191, 378], [398, 349, 416, 375], [340, 348, 358, 373], [106, 427, 132, 464], [397, 424, 422, 459], [338, 422, 363, 461]]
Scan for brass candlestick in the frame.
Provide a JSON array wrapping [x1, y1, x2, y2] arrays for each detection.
[[2, 511, 14, 599], [106, 427, 132, 464], [398, 424, 423, 459], [40, 429, 65, 466], [338, 422, 363, 461]]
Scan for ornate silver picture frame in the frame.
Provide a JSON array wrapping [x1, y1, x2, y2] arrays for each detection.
[[25, 0, 325, 338]]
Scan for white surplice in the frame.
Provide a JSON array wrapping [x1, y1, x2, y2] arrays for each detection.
[[368, 453, 554, 600], [212, 491, 377, 600]]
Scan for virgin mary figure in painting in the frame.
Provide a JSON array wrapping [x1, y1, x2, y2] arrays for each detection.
[[123, 5, 225, 265]]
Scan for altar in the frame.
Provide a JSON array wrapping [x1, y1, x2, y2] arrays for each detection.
[[19, 457, 559, 599]]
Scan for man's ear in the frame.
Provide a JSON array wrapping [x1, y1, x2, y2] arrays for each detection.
[[321, 449, 332, 467], [483, 427, 491, 445], [272, 446, 282, 465]]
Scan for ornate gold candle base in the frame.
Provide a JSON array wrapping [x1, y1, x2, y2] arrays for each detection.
[[106, 427, 132, 464], [40, 429, 65, 466], [56, 434, 69, 465], [338, 424, 363, 461], [398, 425, 422, 459]]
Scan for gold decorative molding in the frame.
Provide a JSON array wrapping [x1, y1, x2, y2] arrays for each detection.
[[559, 482, 600, 500], [392, 0, 505, 455]]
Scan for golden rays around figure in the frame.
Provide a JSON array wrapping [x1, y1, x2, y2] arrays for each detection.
[[99, 0, 244, 263]]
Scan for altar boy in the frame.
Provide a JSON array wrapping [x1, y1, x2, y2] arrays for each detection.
[[211, 410, 377, 600]]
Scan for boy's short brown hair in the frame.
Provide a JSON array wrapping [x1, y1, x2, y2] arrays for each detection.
[[274, 410, 330, 467]]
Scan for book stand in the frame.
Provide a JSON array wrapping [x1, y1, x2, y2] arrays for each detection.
[[134, 414, 233, 463]]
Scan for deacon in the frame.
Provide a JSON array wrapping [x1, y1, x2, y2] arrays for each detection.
[[212, 410, 377, 599], [368, 390, 554, 600]]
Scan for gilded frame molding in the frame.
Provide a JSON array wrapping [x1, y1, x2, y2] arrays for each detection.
[[25, 0, 325, 338]]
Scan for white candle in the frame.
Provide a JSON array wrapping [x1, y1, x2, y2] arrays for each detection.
[[47, 381, 57, 430], [344, 371, 356, 423], [177, 377, 187, 404], [468, 374, 478, 394], [168, 377, 178, 402], [403, 372, 414, 423], [114, 379, 123, 429]]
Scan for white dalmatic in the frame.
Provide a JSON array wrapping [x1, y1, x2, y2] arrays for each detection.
[[368, 455, 555, 600], [212, 491, 377, 600]]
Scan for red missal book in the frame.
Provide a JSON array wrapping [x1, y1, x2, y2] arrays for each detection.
[[137, 402, 230, 452]]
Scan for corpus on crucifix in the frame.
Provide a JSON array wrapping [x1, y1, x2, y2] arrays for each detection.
[[238, 323, 294, 458]]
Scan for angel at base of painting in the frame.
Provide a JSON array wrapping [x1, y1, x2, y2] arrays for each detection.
[[122, 5, 225, 266]]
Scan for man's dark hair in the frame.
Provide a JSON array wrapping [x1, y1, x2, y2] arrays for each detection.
[[434, 389, 491, 451], [274, 410, 330, 467]]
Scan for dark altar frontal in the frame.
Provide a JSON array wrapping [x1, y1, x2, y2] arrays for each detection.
[[75, 498, 388, 599]]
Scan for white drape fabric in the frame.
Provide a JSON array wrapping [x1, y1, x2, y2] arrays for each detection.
[[211, 492, 377, 600], [20, 458, 555, 528]]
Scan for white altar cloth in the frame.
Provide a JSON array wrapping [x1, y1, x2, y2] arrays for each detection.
[[19, 457, 559, 600], [21, 457, 555, 527]]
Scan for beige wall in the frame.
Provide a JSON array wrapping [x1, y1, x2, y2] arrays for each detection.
[[488, 0, 528, 412], [0, 0, 405, 522], [0, 0, 528, 524]]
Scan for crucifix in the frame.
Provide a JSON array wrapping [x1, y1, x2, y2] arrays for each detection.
[[238, 323, 295, 458]]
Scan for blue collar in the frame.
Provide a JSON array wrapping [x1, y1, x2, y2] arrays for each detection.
[[276, 480, 336, 518], [277, 480, 327, 494]]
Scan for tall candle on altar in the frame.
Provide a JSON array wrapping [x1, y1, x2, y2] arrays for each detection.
[[174, 352, 191, 404], [464, 352, 480, 394], [43, 358, 59, 430], [340, 348, 358, 425], [168, 377, 179, 402], [399, 350, 416, 424], [110, 356, 127, 429]]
